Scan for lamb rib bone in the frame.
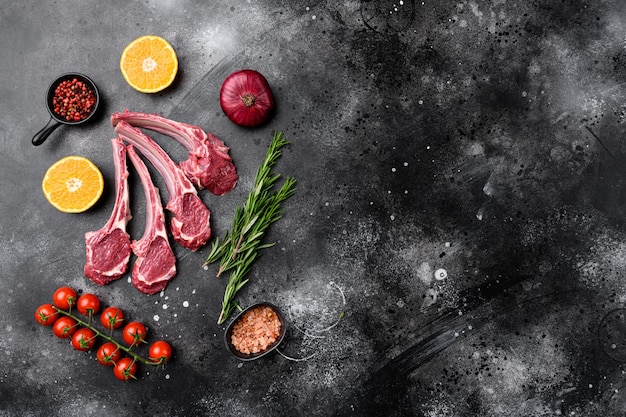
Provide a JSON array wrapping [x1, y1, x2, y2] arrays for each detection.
[[111, 110, 238, 195], [115, 120, 211, 251], [126, 145, 177, 294], [84, 137, 132, 285]]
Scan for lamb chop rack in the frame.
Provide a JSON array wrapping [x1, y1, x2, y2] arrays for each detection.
[[84, 137, 132, 284], [127, 145, 177, 294], [111, 110, 238, 195], [115, 120, 211, 251]]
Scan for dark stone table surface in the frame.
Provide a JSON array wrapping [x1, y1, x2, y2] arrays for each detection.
[[2, 1, 626, 416]]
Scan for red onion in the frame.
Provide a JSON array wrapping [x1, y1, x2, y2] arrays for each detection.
[[219, 69, 275, 127]]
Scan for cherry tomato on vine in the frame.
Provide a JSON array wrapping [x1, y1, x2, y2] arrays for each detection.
[[76, 293, 100, 317], [34, 303, 59, 326], [52, 316, 77, 339], [53, 286, 77, 310], [96, 342, 121, 366], [113, 357, 137, 381], [71, 327, 97, 351], [122, 322, 147, 346], [148, 340, 172, 364], [100, 307, 125, 330]]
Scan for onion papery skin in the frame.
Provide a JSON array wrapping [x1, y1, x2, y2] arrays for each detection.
[[220, 69, 275, 127]]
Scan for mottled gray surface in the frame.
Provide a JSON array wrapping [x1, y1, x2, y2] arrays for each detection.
[[2, 0, 626, 415]]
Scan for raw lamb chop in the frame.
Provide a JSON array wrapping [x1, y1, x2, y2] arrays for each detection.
[[126, 145, 177, 294], [115, 121, 211, 251], [84, 137, 132, 284], [111, 110, 238, 195]]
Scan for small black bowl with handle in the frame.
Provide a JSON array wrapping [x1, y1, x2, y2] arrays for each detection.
[[224, 302, 287, 361], [32, 72, 101, 146]]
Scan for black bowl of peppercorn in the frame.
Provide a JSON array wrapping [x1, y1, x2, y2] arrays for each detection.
[[32, 72, 101, 146]]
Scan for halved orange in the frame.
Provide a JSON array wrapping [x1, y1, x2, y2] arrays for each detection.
[[42, 156, 104, 213], [120, 35, 178, 93]]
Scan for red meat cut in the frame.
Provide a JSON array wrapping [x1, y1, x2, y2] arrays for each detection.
[[127, 145, 177, 294], [111, 110, 238, 195], [84, 137, 132, 284], [115, 121, 211, 251]]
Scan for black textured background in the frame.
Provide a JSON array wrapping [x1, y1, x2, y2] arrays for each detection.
[[2, 1, 626, 416]]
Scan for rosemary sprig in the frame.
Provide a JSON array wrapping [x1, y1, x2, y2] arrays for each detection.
[[204, 131, 297, 324]]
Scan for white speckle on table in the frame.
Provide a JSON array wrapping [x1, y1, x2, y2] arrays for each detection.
[[435, 269, 448, 280], [183, 301, 189, 307], [153, 315, 160, 322]]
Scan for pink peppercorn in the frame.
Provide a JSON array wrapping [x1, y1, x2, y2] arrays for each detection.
[[51, 78, 96, 122]]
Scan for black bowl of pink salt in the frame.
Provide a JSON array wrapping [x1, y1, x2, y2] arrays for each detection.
[[32, 72, 101, 146], [224, 302, 287, 361]]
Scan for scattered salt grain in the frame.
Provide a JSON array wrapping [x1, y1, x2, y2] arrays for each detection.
[[153, 315, 160, 322], [183, 301, 189, 307], [162, 304, 168, 310]]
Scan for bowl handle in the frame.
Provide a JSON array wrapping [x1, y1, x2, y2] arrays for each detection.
[[32, 117, 62, 146]]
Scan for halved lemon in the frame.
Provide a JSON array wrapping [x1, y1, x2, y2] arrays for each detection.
[[42, 156, 104, 213], [120, 35, 178, 93]]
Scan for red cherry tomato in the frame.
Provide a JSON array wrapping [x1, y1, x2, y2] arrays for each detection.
[[96, 342, 121, 366], [100, 307, 125, 330], [71, 327, 97, 351], [76, 293, 101, 317], [148, 340, 172, 364], [52, 316, 77, 338], [122, 322, 147, 347], [113, 357, 137, 381], [35, 303, 59, 326], [53, 287, 77, 310]]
